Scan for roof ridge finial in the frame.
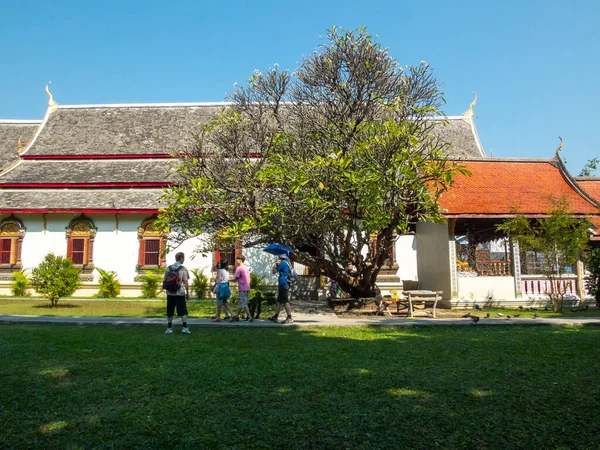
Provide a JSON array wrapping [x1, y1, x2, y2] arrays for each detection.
[[462, 92, 477, 122], [45, 82, 59, 108], [555, 136, 563, 157]]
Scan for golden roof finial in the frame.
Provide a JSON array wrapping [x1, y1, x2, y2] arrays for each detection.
[[463, 92, 477, 119], [17, 137, 23, 154], [45, 82, 59, 108]]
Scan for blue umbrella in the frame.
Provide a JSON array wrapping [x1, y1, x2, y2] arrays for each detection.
[[263, 243, 294, 257]]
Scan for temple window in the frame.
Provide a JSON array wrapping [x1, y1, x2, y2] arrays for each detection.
[[0, 217, 26, 270], [65, 217, 97, 267], [137, 217, 168, 269], [214, 240, 241, 270]]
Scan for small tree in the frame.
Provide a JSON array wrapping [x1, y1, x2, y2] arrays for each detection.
[[584, 247, 600, 307], [30, 253, 81, 307], [497, 197, 590, 312], [96, 267, 121, 298], [11, 270, 30, 297]]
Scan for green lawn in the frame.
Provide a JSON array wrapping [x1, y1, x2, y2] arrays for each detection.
[[1, 324, 599, 449], [0, 299, 279, 319]]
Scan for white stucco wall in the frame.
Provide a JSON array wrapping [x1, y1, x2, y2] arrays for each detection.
[[457, 276, 516, 301], [396, 235, 417, 283]]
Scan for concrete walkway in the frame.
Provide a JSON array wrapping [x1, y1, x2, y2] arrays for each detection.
[[2, 312, 600, 328]]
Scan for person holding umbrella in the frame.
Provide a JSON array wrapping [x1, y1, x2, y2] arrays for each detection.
[[269, 254, 294, 324]]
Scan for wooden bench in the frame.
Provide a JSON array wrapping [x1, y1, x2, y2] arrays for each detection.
[[390, 290, 442, 318]]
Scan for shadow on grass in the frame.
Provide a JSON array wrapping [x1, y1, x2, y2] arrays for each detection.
[[33, 303, 81, 309]]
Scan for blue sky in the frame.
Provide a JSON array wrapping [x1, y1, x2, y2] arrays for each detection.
[[1, 0, 599, 174]]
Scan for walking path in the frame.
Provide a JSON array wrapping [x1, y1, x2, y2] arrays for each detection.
[[2, 312, 600, 328]]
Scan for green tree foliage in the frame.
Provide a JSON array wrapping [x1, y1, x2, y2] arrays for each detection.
[[190, 267, 210, 298], [139, 269, 163, 298], [579, 158, 599, 176], [159, 27, 468, 298], [496, 197, 590, 312], [30, 253, 81, 307], [96, 267, 121, 298], [11, 270, 30, 297], [584, 247, 600, 307]]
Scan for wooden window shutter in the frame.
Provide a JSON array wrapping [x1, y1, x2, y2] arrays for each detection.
[[10, 238, 17, 265], [0, 238, 11, 264], [214, 241, 221, 264], [85, 238, 91, 265], [67, 238, 74, 261], [138, 239, 145, 266]]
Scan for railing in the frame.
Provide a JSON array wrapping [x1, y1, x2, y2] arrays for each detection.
[[521, 275, 577, 296]]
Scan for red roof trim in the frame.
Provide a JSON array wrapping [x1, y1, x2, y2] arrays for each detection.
[[21, 154, 173, 160], [0, 209, 159, 214], [0, 182, 170, 188]]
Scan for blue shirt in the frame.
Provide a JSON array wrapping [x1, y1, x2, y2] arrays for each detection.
[[276, 260, 290, 287]]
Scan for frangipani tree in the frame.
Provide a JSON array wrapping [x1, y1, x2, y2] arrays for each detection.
[[159, 27, 468, 298]]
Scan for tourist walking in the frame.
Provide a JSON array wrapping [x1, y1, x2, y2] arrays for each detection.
[[233, 255, 253, 322], [213, 260, 234, 322], [164, 252, 191, 334], [269, 254, 293, 324]]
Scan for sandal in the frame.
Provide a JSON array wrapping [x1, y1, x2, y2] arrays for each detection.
[[212, 318, 221, 322]]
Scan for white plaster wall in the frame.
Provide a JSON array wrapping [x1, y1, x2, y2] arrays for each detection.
[[395, 235, 417, 282], [457, 276, 516, 301]]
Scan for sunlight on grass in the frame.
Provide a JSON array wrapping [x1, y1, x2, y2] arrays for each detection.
[[387, 388, 432, 398], [38, 367, 69, 379], [276, 387, 293, 393], [470, 389, 493, 398], [38, 421, 69, 434], [357, 368, 371, 374]]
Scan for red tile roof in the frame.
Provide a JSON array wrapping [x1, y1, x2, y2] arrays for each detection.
[[439, 159, 600, 217]]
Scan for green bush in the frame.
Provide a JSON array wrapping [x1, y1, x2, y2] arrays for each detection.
[[96, 267, 121, 298], [140, 269, 163, 298], [11, 270, 30, 297], [30, 253, 81, 307], [191, 268, 210, 299]]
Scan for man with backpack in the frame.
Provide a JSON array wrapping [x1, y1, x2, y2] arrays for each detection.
[[269, 254, 294, 324], [163, 252, 191, 334]]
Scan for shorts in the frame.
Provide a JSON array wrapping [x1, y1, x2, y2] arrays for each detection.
[[238, 291, 249, 308], [216, 283, 231, 307], [277, 284, 290, 304], [167, 295, 188, 317]]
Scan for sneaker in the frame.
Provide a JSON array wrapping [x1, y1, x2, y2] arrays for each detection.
[[182, 327, 191, 334], [165, 328, 173, 334], [268, 316, 279, 323], [248, 318, 254, 322], [282, 317, 294, 324]]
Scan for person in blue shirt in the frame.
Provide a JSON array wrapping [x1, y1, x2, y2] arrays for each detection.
[[269, 254, 294, 324]]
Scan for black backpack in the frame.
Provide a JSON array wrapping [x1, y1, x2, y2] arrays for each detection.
[[162, 265, 183, 293]]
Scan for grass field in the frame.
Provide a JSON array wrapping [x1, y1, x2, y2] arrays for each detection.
[[1, 323, 599, 449], [0, 299, 280, 320]]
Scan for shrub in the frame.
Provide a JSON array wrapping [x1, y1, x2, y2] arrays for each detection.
[[191, 268, 210, 299], [140, 269, 163, 298], [96, 267, 121, 298], [30, 253, 81, 307], [11, 270, 30, 297]]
